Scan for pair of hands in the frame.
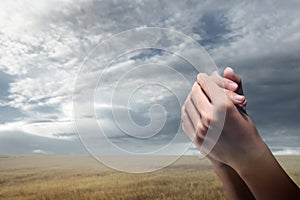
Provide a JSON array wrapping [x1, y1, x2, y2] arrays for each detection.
[[182, 67, 266, 170], [182, 69, 300, 199]]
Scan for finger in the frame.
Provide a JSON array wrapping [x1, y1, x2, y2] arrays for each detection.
[[181, 111, 204, 147], [197, 73, 222, 104], [182, 109, 204, 146], [224, 67, 247, 111], [211, 71, 238, 92], [239, 99, 247, 111], [195, 120, 208, 140], [210, 71, 247, 108], [193, 135, 203, 150], [225, 90, 246, 104], [184, 97, 201, 131], [224, 67, 241, 84], [190, 82, 211, 119], [181, 109, 196, 140], [224, 67, 244, 95], [241, 99, 247, 107]]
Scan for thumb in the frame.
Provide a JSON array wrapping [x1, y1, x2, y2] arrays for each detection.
[[223, 67, 244, 95]]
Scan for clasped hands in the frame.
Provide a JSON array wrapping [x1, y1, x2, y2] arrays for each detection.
[[182, 67, 300, 199], [182, 67, 266, 170]]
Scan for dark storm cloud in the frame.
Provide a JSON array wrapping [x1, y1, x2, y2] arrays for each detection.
[[193, 10, 231, 47]]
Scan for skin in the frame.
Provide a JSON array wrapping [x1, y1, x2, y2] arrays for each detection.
[[182, 67, 300, 200], [182, 67, 255, 200], [208, 67, 255, 200]]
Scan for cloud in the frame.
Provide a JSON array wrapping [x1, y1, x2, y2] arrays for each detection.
[[0, 121, 77, 140], [32, 149, 53, 155], [0, 0, 299, 155], [210, 1, 300, 63], [22, 121, 77, 140], [0, 130, 86, 155], [0, 121, 24, 133], [272, 147, 300, 156]]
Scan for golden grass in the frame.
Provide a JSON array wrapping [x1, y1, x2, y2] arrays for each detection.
[[0, 155, 299, 200]]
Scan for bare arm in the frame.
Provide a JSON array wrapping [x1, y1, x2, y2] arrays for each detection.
[[182, 68, 300, 199], [211, 159, 255, 200], [235, 146, 300, 199]]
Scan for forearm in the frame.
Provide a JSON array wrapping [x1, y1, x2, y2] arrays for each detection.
[[212, 163, 255, 200], [235, 145, 300, 200]]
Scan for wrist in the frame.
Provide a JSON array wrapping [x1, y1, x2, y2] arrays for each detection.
[[234, 142, 271, 178], [209, 158, 235, 176], [231, 136, 269, 174]]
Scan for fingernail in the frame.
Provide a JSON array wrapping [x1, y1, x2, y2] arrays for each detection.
[[228, 82, 238, 90], [234, 95, 245, 101], [226, 66, 234, 72]]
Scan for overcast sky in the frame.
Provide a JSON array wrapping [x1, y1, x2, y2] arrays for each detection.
[[0, 0, 299, 156]]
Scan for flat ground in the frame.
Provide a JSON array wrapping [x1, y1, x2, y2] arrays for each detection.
[[0, 155, 299, 200]]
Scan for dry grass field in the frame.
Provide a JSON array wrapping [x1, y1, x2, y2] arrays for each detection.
[[0, 155, 299, 200]]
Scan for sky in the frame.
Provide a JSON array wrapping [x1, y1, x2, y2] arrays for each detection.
[[0, 0, 300, 156]]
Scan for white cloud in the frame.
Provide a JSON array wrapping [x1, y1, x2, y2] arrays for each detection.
[[22, 121, 76, 139], [0, 120, 76, 140], [0, 121, 24, 133], [32, 149, 53, 155], [273, 148, 300, 156]]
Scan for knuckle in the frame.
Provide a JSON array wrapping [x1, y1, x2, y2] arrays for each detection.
[[198, 72, 205, 77], [197, 74, 202, 84], [243, 99, 247, 106], [184, 105, 189, 114], [203, 117, 211, 128], [197, 73, 206, 84], [201, 110, 208, 119], [192, 82, 198, 92], [181, 105, 186, 114], [181, 113, 186, 122], [201, 111, 211, 127], [196, 123, 207, 138], [185, 99, 192, 111], [182, 124, 189, 135], [193, 135, 202, 145], [201, 110, 210, 120], [183, 104, 188, 115], [226, 90, 234, 100]]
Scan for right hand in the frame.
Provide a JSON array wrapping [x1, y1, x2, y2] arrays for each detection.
[[207, 67, 247, 168]]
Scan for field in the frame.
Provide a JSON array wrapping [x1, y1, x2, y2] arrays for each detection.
[[0, 155, 299, 200]]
